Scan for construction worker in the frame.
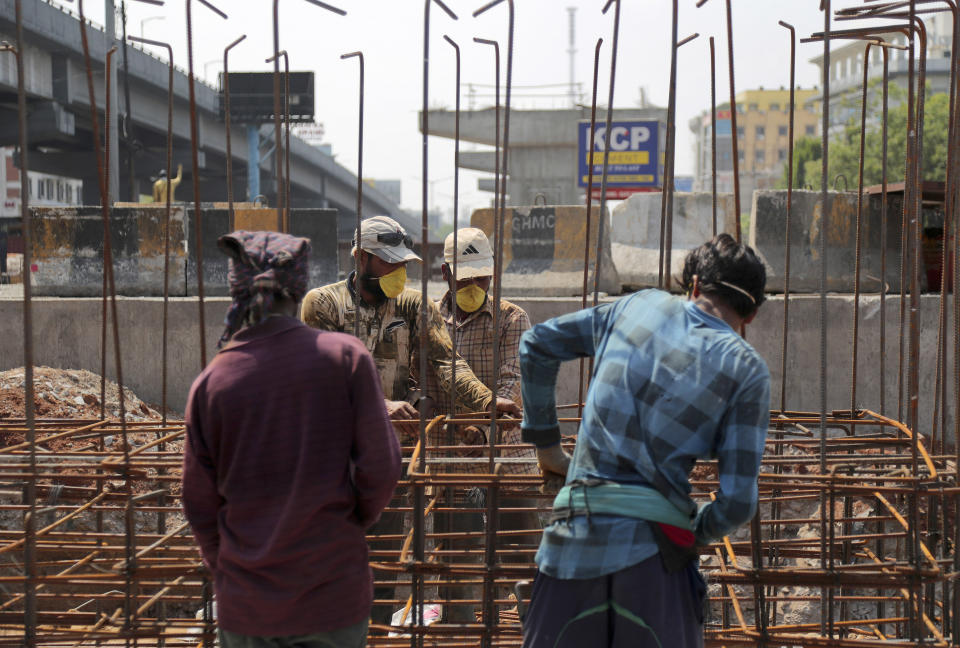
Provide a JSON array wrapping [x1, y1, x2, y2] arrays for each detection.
[[430, 227, 535, 463], [428, 227, 540, 622], [519, 234, 770, 648], [182, 231, 401, 647], [300, 215, 521, 424], [300, 216, 520, 623], [152, 163, 182, 203]]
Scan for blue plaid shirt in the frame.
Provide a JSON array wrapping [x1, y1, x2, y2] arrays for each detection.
[[520, 290, 770, 579]]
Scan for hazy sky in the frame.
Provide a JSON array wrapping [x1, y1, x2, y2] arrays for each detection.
[[62, 1, 859, 216]]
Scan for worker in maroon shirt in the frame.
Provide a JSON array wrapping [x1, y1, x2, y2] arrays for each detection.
[[182, 231, 401, 648]]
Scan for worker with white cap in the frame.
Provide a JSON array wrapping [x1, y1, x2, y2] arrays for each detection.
[[425, 227, 540, 623], [300, 215, 520, 423], [429, 227, 535, 472]]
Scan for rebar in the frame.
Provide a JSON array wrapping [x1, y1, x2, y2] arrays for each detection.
[[223, 34, 247, 231], [576, 37, 603, 419], [594, 0, 619, 302], [443, 33, 460, 419], [185, 0, 227, 370], [5, 1, 960, 646], [266, 50, 292, 231], [272, 0, 346, 231]]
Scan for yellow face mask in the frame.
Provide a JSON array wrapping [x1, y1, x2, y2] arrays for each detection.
[[378, 266, 407, 299], [456, 283, 487, 313]]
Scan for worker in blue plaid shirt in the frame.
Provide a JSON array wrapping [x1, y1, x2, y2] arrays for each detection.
[[520, 234, 770, 648]]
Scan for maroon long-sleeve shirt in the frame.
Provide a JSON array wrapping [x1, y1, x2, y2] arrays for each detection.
[[182, 316, 401, 636]]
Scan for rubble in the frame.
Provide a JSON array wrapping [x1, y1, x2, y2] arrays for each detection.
[[0, 367, 166, 422]]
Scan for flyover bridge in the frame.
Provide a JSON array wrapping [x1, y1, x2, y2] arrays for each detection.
[[0, 0, 410, 232]]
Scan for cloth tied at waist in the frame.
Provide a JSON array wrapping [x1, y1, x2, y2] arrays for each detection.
[[551, 480, 694, 531]]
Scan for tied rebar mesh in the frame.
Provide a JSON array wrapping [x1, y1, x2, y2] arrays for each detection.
[[3, 0, 960, 645]]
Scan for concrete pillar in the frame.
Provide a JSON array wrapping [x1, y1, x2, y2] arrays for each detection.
[[247, 124, 260, 201], [105, 0, 119, 204]]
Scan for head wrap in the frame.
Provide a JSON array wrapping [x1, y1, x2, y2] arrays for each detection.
[[217, 230, 311, 348]]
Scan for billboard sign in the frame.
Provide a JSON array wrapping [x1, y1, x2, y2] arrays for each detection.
[[219, 72, 316, 123], [578, 120, 663, 199]]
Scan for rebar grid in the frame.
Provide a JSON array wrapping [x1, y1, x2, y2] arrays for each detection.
[[5, 0, 960, 644], [0, 410, 954, 645]]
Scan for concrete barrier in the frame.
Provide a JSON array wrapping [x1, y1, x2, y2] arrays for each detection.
[[750, 190, 908, 293], [186, 207, 339, 296], [610, 192, 739, 290], [471, 205, 620, 296], [0, 294, 948, 438], [29, 206, 187, 296], [27, 206, 339, 297]]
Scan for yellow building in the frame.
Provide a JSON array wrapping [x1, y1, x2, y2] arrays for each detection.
[[691, 87, 821, 199], [734, 88, 820, 180]]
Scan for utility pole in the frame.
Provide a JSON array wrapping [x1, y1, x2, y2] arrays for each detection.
[[105, 0, 119, 203]]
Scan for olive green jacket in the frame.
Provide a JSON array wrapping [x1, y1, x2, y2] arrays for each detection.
[[300, 277, 493, 412]]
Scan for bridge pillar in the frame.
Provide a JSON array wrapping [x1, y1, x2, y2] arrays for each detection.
[[247, 124, 260, 201]]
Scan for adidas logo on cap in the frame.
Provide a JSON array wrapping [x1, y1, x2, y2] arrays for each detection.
[[462, 244, 480, 255]]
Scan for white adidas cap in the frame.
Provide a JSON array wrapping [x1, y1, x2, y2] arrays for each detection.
[[443, 228, 494, 280]]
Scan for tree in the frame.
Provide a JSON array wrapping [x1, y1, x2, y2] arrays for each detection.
[[779, 136, 822, 189], [777, 80, 950, 191]]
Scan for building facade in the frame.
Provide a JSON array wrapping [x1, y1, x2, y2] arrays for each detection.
[[808, 13, 953, 133], [1, 147, 83, 220], [690, 88, 821, 204]]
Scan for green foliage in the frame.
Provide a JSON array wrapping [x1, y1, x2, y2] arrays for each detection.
[[778, 137, 822, 189], [777, 81, 950, 191]]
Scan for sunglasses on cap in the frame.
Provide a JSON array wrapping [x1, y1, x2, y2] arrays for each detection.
[[376, 230, 414, 249]]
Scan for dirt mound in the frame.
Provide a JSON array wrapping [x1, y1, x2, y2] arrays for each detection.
[[0, 367, 164, 421]]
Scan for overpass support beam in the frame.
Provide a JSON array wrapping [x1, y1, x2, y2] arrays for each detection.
[[247, 124, 260, 201]]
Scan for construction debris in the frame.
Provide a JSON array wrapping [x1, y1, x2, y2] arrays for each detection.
[[0, 367, 165, 422]]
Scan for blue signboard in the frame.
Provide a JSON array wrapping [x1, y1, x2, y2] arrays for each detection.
[[673, 176, 694, 192], [577, 120, 663, 193]]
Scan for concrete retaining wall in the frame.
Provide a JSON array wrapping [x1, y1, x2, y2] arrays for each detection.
[[185, 208, 339, 296], [471, 206, 620, 296], [30, 206, 187, 296], [0, 294, 948, 440], [28, 206, 339, 297], [610, 192, 738, 289]]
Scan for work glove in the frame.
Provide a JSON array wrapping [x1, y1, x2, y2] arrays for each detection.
[[536, 443, 571, 476], [536, 443, 572, 495]]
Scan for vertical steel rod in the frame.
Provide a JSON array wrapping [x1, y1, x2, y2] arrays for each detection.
[[594, 0, 620, 303], [818, 0, 831, 636], [659, 3, 682, 291], [4, 7, 35, 642], [697, 0, 742, 232], [185, 0, 227, 370], [283, 51, 291, 231], [851, 43, 873, 435], [223, 34, 247, 232], [710, 35, 717, 236], [473, 2, 513, 639], [778, 20, 795, 414], [577, 37, 603, 419], [272, 0, 345, 230], [273, 0, 285, 227], [266, 50, 292, 232], [443, 34, 460, 418], [421, 2, 458, 640], [76, 0, 135, 631], [127, 35, 174, 431], [341, 50, 364, 339]]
